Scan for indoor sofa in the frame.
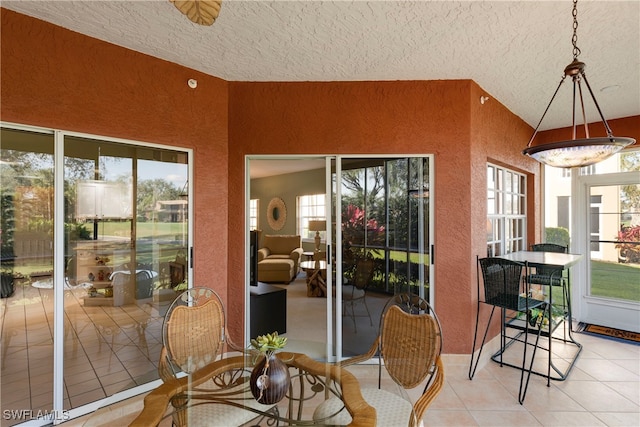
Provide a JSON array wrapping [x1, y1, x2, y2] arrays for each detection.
[[257, 235, 303, 283]]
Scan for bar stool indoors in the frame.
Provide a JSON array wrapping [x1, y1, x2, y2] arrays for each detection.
[[469, 257, 551, 404], [529, 243, 572, 335]]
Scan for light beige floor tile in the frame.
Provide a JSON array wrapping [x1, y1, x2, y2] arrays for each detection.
[[428, 382, 467, 411], [554, 364, 597, 381], [602, 380, 640, 403], [611, 358, 640, 375], [449, 378, 526, 411], [423, 409, 479, 426], [469, 410, 542, 426], [558, 380, 639, 412], [530, 410, 607, 426], [520, 384, 585, 413], [576, 358, 640, 382], [584, 339, 640, 360], [592, 411, 640, 426]]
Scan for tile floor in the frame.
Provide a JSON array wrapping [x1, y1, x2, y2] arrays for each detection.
[[72, 332, 640, 427], [1, 283, 165, 427], [427, 334, 640, 426], [2, 278, 639, 426]]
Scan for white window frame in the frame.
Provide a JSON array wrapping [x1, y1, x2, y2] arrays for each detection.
[[296, 193, 326, 243], [487, 163, 527, 256], [562, 164, 597, 178], [249, 199, 259, 230]]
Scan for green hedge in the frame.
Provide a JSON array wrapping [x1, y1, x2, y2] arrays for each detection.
[[545, 227, 570, 247]]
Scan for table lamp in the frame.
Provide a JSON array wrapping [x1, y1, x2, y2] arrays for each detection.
[[308, 220, 325, 252]]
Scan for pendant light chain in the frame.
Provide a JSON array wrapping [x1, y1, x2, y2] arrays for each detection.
[[571, 0, 581, 59], [522, 0, 635, 167]]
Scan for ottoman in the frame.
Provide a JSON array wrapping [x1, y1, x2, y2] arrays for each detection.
[[257, 258, 296, 283]]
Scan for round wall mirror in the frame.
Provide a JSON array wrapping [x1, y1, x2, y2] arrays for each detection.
[[267, 197, 287, 231]]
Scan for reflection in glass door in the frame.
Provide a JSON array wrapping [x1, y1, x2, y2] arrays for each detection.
[[584, 181, 640, 332], [62, 135, 190, 411], [1, 128, 56, 424], [334, 157, 432, 359], [0, 125, 191, 425]]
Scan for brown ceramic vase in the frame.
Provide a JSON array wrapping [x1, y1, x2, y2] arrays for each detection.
[[250, 353, 290, 404]]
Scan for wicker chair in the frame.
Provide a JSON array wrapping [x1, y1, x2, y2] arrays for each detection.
[[469, 257, 550, 404], [314, 292, 444, 427], [159, 287, 270, 426], [529, 243, 572, 334]]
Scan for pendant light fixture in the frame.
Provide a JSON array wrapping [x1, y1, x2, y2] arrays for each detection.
[[523, 0, 635, 168]]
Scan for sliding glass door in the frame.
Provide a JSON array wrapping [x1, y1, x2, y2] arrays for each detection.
[[1, 124, 191, 425], [62, 135, 190, 412], [334, 157, 433, 359], [1, 127, 56, 423], [246, 155, 433, 363]]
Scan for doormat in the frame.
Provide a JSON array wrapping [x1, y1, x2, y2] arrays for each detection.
[[576, 323, 640, 345]]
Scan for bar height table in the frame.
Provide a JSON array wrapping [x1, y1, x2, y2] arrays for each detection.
[[497, 250, 583, 381]]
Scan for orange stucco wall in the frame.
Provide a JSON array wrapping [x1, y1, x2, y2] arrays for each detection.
[[535, 116, 640, 147], [228, 81, 539, 352], [3, 8, 550, 354], [1, 9, 231, 304]]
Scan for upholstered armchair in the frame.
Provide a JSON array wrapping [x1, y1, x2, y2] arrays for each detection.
[[257, 235, 303, 283]]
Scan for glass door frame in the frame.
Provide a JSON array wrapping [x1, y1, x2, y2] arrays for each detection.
[[1, 122, 193, 425], [245, 154, 435, 363], [57, 129, 194, 423], [572, 169, 640, 332], [333, 155, 435, 362], [244, 155, 336, 361]]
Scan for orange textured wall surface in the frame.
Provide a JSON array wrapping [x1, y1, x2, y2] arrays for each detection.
[[2, 8, 545, 354], [1, 9, 231, 304], [228, 81, 539, 352], [535, 116, 640, 147]]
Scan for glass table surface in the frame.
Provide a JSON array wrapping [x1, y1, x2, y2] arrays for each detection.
[[117, 351, 378, 426]]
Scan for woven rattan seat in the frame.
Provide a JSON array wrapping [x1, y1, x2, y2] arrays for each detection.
[[314, 292, 444, 427], [158, 287, 258, 426]]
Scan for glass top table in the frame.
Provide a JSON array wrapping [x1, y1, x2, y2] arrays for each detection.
[[127, 351, 377, 426], [496, 250, 583, 381], [497, 250, 582, 269]]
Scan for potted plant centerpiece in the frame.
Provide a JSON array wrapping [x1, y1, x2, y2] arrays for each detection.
[[249, 332, 290, 404]]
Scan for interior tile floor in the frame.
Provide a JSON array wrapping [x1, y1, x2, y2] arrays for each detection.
[[2, 277, 639, 426]]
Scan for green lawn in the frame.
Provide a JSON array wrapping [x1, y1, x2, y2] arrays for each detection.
[[591, 260, 640, 302], [365, 248, 429, 264], [9, 227, 638, 303], [98, 221, 187, 239], [9, 221, 187, 278]]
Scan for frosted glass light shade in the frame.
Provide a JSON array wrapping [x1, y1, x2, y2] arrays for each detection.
[[523, 137, 635, 168]]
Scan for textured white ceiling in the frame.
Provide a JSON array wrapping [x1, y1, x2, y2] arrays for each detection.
[[2, 0, 639, 131]]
